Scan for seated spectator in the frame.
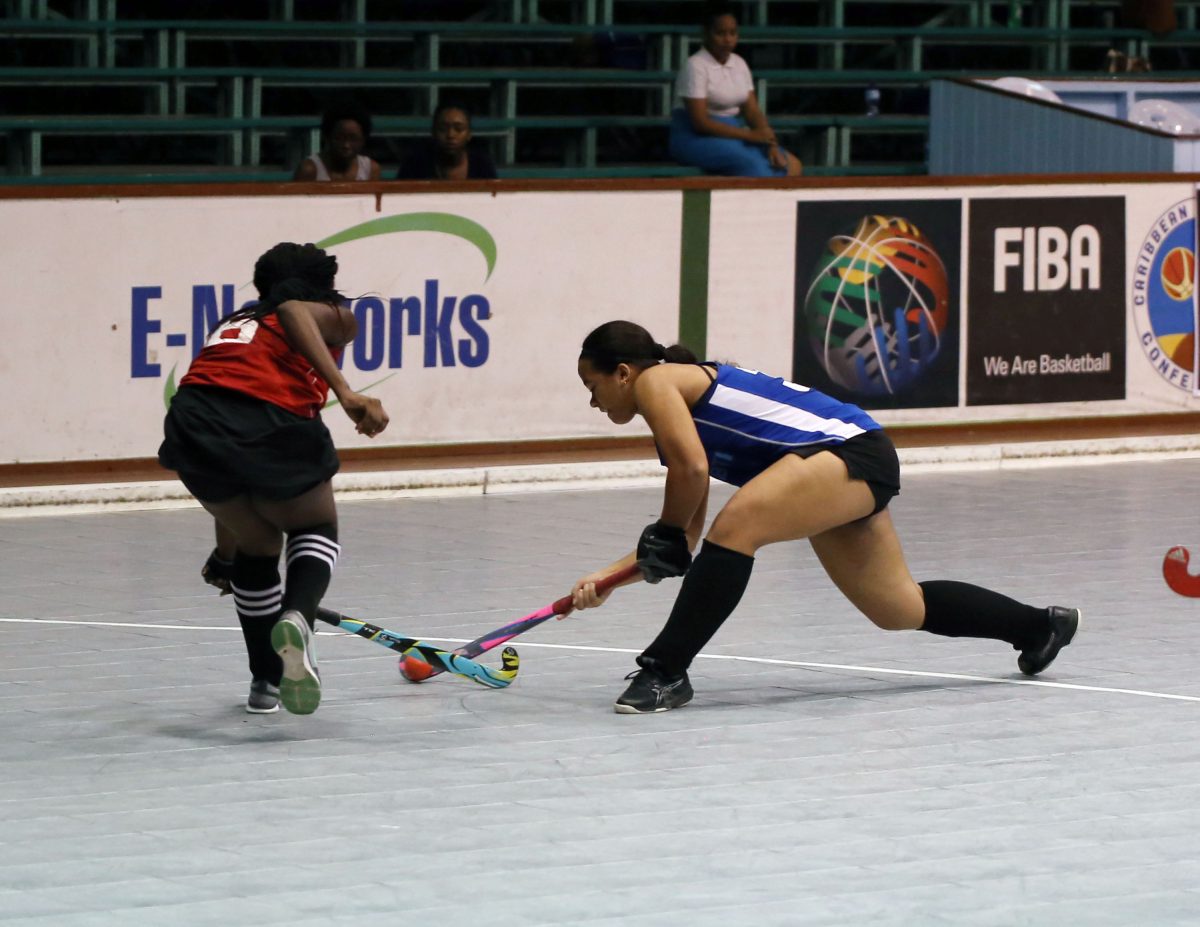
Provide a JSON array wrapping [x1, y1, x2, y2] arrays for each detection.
[[397, 103, 498, 180], [669, 2, 801, 178], [293, 102, 382, 182]]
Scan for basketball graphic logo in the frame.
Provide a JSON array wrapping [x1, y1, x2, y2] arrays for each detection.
[[802, 215, 950, 396], [1162, 246, 1195, 301]]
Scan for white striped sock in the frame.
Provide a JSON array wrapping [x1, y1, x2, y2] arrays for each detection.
[[286, 534, 341, 570], [232, 582, 283, 617]]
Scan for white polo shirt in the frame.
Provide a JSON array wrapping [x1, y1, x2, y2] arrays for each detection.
[[675, 47, 754, 117]]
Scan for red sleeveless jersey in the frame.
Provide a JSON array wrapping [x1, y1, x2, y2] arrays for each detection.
[[179, 312, 341, 419]]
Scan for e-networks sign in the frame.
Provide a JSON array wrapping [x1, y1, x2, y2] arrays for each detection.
[[128, 213, 496, 396]]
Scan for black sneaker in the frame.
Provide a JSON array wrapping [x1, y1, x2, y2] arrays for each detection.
[[246, 678, 280, 714], [614, 663, 694, 714], [1018, 606, 1081, 676]]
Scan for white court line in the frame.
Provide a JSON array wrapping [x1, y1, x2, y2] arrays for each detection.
[[5, 616, 1199, 704], [0, 618, 247, 632], [504, 640, 1200, 704]]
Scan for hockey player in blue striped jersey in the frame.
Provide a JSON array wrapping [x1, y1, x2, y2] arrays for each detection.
[[569, 321, 1079, 714]]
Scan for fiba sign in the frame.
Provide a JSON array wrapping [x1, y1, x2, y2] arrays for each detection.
[[1130, 199, 1197, 393], [966, 196, 1125, 405], [992, 225, 1101, 292], [801, 214, 950, 396]]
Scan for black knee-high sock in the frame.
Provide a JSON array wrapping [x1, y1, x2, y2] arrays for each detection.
[[641, 540, 755, 676], [919, 580, 1050, 651], [232, 552, 283, 684], [282, 523, 340, 628]]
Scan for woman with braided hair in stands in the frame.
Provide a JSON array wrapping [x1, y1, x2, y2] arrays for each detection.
[[159, 242, 389, 715], [568, 321, 1079, 713]]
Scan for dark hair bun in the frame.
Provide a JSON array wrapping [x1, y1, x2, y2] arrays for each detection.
[[267, 277, 321, 305], [253, 242, 338, 301]]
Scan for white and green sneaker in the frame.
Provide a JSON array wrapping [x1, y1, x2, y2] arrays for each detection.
[[271, 611, 321, 715]]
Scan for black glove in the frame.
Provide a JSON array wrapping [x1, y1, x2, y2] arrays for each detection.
[[636, 520, 692, 584], [201, 548, 234, 596]]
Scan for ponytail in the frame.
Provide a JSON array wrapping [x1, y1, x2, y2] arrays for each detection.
[[580, 321, 698, 372], [662, 343, 698, 364]]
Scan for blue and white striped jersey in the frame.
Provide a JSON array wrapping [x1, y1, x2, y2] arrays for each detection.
[[686, 364, 882, 486]]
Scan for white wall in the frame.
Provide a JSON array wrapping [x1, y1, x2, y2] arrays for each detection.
[[0, 189, 681, 464]]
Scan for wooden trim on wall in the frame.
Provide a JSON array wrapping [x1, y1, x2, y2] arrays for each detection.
[[885, 412, 1200, 448], [4, 170, 1200, 202], [4, 414, 1200, 488], [0, 436, 658, 488]]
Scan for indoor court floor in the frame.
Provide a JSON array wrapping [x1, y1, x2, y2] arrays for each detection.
[[2, 457, 1199, 926]]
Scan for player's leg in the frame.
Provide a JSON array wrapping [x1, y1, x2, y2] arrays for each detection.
[[618, 452, 872, 713], [811, 510, 1080, 674], [809, 509, 927, 631], [199, 496, 285, 713], [251, 480, 340, 715], [253, 480, 340, 627], [709, 451, 876, 553]]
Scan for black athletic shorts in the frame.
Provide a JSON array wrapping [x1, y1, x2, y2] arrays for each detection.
[[791, 428, 900, 515], [158, 385, 339, 503]]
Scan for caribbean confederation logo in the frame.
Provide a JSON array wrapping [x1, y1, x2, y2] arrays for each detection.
[[136, 211, 498, 407], [1131, 199, 1196, 392]]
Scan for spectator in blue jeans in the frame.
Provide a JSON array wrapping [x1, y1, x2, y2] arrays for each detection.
[[669, 3, 801, 177]]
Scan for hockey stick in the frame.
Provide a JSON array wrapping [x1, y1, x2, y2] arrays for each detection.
[[201, 550, 517, 687], [314, 607, 519, 688], [1163, 546, 1200, 597], [411, 562, 644, 681]]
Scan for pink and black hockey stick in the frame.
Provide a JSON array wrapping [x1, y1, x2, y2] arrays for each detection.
[[1163, 546, 1200, 597], [402, 562, 643, 681]]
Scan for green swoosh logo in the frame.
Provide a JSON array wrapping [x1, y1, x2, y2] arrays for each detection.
[[316, 212, 497, 280]]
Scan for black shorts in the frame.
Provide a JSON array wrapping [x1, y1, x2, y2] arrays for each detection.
[[158, 385, 339, 504], [792, 428, 900, 515]]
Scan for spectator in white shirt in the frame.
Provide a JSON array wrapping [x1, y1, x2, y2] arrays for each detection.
[[669, 3, 801, 177]]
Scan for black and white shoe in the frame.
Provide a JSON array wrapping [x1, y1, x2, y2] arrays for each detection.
[[246, 678, 280, 714], [1018, 606, 1081, 676], [614, 660, 694, 714]]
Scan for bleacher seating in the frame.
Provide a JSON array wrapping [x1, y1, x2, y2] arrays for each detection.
[[3, 0, 1200, 182]]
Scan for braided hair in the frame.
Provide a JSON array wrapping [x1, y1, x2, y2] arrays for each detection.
[[578, 320, 698, 373], [226, 242, 344, 326]]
